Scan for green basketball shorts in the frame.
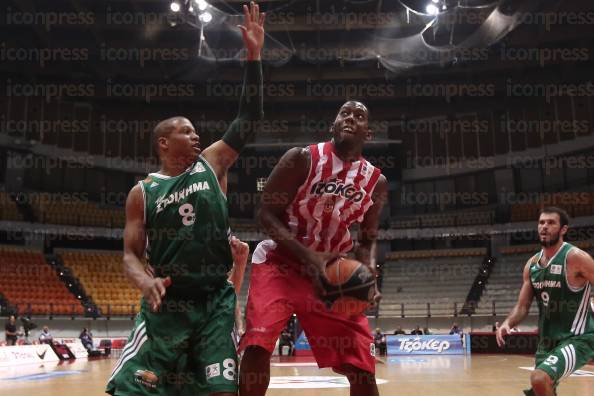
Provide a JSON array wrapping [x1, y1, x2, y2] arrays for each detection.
[[528, 333, 594, 393], [105, 282, 238, 396]]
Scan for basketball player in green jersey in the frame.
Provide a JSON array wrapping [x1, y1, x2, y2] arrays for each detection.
[[497, 207, 594, 396], [106, 3, 264, 396]]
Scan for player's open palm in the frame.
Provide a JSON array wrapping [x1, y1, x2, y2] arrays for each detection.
[[238, 2, 265, 55], [496, 322, 511, 347]]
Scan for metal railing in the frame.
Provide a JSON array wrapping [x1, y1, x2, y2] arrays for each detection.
[[12, 303, 87, 317], [0, 302, 140, 318], [378, 301, 536, 318]]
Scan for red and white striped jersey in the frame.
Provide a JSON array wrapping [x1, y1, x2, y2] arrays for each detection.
[[253, 141, 383, 264]]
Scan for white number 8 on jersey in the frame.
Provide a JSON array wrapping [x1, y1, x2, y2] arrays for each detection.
[[179, 203, 196, 226]]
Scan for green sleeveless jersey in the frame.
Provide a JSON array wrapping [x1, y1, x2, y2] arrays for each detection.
[[529, 242, 594, 343], [139, 156, 232, 297]]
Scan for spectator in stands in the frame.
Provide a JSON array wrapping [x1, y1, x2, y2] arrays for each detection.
[[423, 327, 431, 335], [20, 317, 36, 345], [393, 326, 405, 335], [278, 326, 294, 356], [410, 325, 423, 335], [79, 327, 93, 351], [373, 328, 387, 356], [492, 321, 500, 332], [449, 323, 462, 335], [39, 326, 53, 344], [4, 315, 20, 346]]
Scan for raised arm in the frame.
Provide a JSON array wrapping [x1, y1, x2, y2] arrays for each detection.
[[202, 2, 265, 187], [496, 261, 534, 346], [122, 184, 170, 312], [355, 174, 388, 306]]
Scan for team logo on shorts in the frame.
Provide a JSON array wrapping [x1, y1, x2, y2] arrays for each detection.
[[133, 369, 159, 389], [206, 363, 221, 379], [370, 343, 376, 357]]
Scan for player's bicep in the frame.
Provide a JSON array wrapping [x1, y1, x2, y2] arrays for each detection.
[[123, 185, 146, 260], [260, 147, 309, 216], [570, 248, 594, 284]]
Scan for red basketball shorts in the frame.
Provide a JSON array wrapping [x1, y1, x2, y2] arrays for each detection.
[[238, 257, 375, 374]]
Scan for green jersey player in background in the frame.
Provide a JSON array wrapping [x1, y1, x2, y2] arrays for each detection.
[[106, 3, 264, 395], [497, 206, 594, 396]]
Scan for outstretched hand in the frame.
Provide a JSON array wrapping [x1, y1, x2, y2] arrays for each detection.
[[238, 2, 265, 60]]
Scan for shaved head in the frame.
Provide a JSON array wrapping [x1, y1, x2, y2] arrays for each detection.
[[153, 116, 188, 156], [343, 100, 369, 116]]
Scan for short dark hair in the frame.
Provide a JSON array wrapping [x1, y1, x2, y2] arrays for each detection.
[[540, 206, 570, 228], [152, 116, 186, 156]]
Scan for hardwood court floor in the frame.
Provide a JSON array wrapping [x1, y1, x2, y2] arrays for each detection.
[[1, 354, 593, 395]]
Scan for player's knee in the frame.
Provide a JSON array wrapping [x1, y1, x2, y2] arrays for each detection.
[[530, 369, 553, 391]]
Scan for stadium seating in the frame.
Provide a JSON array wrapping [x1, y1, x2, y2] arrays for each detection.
[[510, 192, 594, 222], [229, 219, 260, 233], [500, 240, 594, 256], [386, 247, 487, 260], [390, 210, 494, 229], [29, 195, 124, 228], [477, 240, 594, 315], [381, 248, 487, 317], [0, 192, 24, 222], [58, 250, 140, 316], [476, 253, 538, 316], [0, 246, 84, 315], [500, 244, 540, 255]]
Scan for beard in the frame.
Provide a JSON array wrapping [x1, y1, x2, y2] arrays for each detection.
[[540, 231, 561, 247]]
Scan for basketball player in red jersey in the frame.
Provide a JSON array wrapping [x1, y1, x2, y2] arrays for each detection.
[[239, 101, 388, 396]]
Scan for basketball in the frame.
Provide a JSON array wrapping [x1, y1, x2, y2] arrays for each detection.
[[321, 258, 375, 316]]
